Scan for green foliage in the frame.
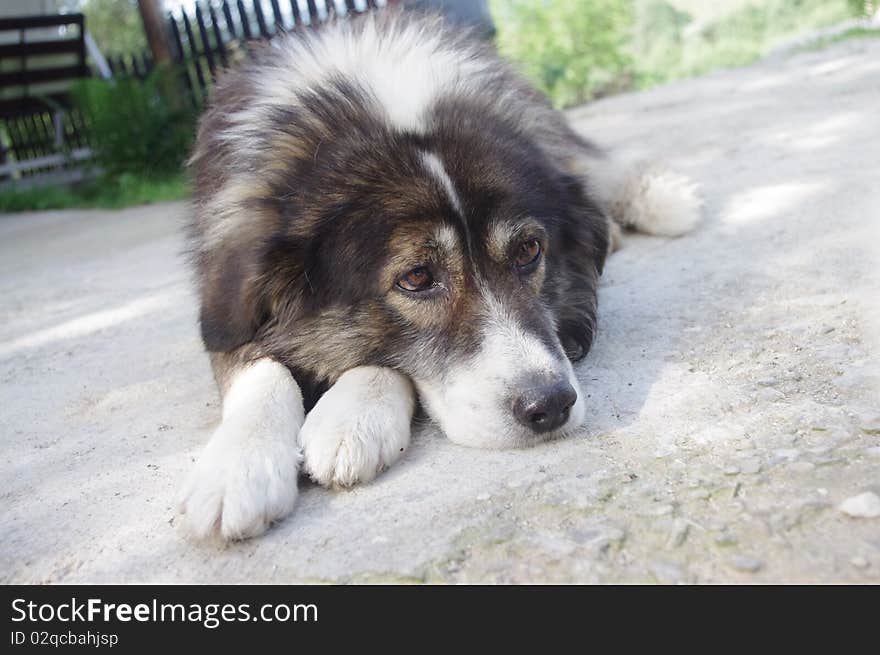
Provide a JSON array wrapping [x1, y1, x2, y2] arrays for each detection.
[[490, 0, 635, 108], [0, 174, 188, 213], [490, 0, 870, 108], [2, 65, 194, 213], [846, 0, 877, 16], [1, 69, 197, 214], [78, 0, 147, 56], [635, 0, 866, 87], [71, 70, 196, 179]]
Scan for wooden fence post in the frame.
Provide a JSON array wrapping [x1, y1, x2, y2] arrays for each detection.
[[137, 0, 173, 66]]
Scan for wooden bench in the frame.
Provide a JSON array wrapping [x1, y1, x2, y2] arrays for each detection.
[[0, 13, 93, 189]]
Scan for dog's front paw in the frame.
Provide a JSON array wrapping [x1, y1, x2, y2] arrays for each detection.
[[178, 418, 302, 541], [301, 367, 414, 488]]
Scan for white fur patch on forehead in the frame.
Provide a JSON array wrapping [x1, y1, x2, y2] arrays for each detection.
[[245, 13, 488, 134], [421, 151, 463, 216]]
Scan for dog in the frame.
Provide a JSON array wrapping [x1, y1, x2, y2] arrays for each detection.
[[178, 10, 701, 540]]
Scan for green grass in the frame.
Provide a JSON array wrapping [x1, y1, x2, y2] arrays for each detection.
[[0, 174, 188, 213]]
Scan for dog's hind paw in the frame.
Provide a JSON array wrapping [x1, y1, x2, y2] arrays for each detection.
[[623, 164, 702, 237], [586, 155, 703, 237], [300, 367, 415, 488]]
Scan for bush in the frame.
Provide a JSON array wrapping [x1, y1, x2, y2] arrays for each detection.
[[80, 0, 147, 56], [490, 0, 635, 108], [635, 0, 866, 86], [71, 69, 196, 179], [846, 0, 877, 16], [490, 0, 870, 108]]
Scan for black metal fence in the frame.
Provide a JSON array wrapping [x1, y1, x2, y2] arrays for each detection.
[[105, 52, 155, 79]]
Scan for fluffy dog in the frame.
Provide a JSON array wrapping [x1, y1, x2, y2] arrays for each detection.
[[178, 10, 700, 540]]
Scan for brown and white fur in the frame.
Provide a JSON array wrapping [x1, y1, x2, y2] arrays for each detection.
[[178, 10, 701, 540]]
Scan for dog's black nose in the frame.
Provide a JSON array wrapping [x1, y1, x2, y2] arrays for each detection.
[[512, 381, 578, 434]]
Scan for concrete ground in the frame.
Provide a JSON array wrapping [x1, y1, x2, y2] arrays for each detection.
[[2, 38, 879, 584]]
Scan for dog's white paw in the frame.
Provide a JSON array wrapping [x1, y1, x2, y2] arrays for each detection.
[[301, 367, 414, 488], [178, 419, 301, 540], [178, 359, 304, 541]]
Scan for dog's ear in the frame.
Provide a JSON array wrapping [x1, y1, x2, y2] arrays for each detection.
[[551, 170, 606, 363], [558, 318, 594, 362], [587, 211, 610, 277], [558, 172, 610, 276], [198, 244, 266, 352]]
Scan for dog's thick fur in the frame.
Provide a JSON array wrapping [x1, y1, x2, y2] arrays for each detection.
[[179, 10, 701, 540]]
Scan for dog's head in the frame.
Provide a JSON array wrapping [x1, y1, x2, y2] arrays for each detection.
[[192, 48, 609, 449]]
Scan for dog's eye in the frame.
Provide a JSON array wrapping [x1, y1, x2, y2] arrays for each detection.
[[515, 239, 542, 269], [397, 267, 434, 292]]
